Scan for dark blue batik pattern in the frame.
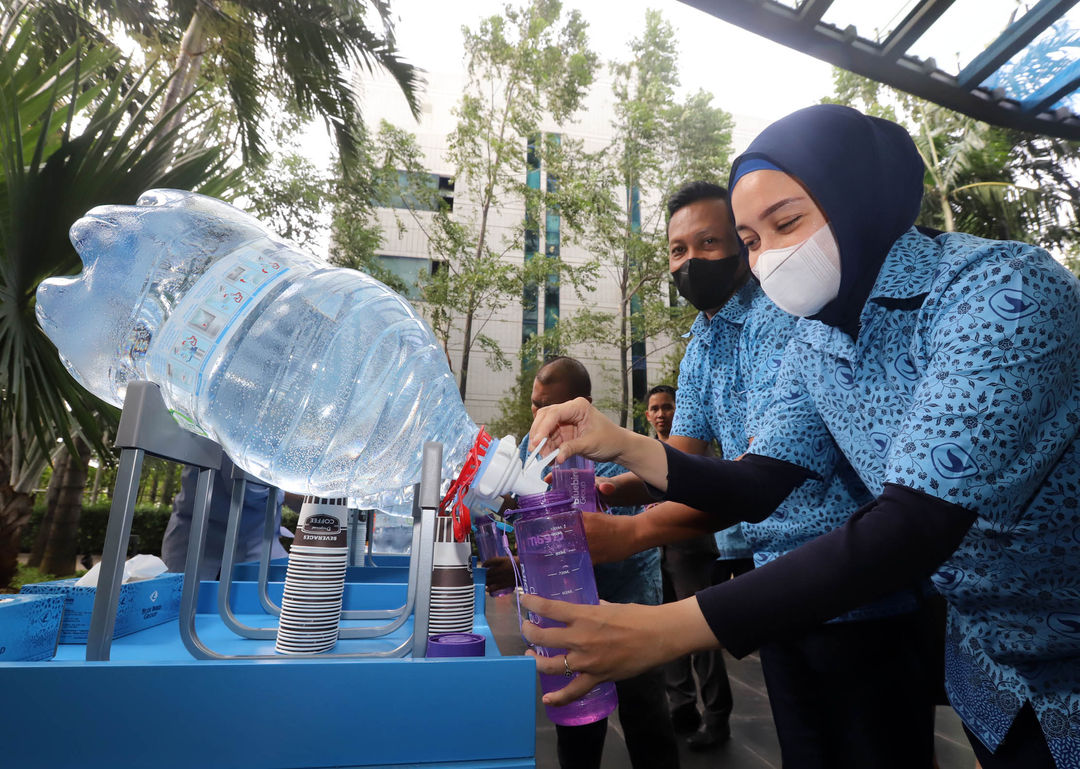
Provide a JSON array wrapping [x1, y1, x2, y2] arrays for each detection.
[[752, 228, 1080, 764]]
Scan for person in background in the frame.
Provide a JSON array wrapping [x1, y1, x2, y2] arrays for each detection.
[[489, 356, 679, 769], [592, 180, 935, 768], [162, 453, 291, 581], [644, 384, 676, 443], [646, 383, 740, 749], [524, 105, 1080, 769]]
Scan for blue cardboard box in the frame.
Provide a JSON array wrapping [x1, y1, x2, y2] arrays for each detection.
[[0, 593, 64, 661], [20, 573, 183, 643]]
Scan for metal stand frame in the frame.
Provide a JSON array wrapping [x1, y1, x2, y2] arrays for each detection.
[[87, 381, 441, 661], [86, 382, 221, 661]]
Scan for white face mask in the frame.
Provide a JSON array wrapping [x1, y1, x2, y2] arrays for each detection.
[[750, 223, 842, 317]]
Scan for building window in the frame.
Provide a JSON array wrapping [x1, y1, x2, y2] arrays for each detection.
[[376, 171, 455, 212], [374, 254, 443, 300]]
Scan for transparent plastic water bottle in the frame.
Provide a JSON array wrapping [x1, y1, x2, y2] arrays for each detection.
[[512, 489, 618, 726], [34, 190, 543, 503]]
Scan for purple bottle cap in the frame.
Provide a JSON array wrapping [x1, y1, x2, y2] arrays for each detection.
[[426, 632, 487, 658]]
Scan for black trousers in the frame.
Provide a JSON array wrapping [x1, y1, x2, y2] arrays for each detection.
[[662, 536, 744, 727], [555, 666, 680, 769], [964, 703, 1056, 769], [758, 609, 935, 769]]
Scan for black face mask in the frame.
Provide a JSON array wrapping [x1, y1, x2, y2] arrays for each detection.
[[671, 256, 747, 312]]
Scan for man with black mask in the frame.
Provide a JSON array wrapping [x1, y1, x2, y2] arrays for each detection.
[[594, 181, 935, 766], [661, 182, 756, 750]]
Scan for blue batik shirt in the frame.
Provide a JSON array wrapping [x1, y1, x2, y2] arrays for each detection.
[[673, 280, 921, 621], [751, 228, 1080, 764], [517, 438, 662, 606]]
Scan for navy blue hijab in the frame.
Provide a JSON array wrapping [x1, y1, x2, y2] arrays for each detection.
[[729, 104, 925, 334]]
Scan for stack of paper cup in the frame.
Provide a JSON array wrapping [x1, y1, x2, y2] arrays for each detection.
[[276, 497, 349, 655], [429, 515, 474, 634]]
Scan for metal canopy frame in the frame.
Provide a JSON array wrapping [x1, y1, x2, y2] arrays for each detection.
[[680, 0, 1080, 140]]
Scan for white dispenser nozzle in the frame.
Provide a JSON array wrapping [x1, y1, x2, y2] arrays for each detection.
[[469, 435, 553, 506]]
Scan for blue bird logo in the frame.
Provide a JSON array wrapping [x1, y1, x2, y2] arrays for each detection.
[[894, 353, 919, 381], [1048, 613, 1080, 636], [871, 432, 891, 456], [780, 387, 807, 404], [932, 565, 964, 591], [988, 288, 1039, 320], [834, 362, 855, 390], [930, 442, 978, 479]]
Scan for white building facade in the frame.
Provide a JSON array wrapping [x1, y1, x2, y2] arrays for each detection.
[[358, 68, 764, 428]]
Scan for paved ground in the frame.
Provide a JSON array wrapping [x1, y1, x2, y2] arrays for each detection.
[[485, 591, 977, 769]]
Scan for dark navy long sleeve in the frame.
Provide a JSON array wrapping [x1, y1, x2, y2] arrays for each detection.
[[656, 445, 975, 657], [646, 442, 813, 524]]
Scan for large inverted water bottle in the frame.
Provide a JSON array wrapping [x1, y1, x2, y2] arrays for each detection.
[[35, 190, 543, 505]]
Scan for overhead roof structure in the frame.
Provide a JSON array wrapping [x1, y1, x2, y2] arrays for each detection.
[[680, 0, 1080, 140]]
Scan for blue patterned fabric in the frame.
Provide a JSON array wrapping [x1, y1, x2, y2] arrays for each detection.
[[751, 228, 1080, 764], [516, 439, 662, 606], [670, 282, 920, 621], [593, 460, 663, 606]]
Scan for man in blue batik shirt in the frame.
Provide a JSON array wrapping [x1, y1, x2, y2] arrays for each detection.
[[594, 181, 937, 768]]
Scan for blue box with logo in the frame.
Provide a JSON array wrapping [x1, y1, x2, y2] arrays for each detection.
[[20, 573, 183, 643], [0, 593, 65, 661]]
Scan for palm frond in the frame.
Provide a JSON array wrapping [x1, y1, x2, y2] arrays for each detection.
[[0, 7, 233, 465]]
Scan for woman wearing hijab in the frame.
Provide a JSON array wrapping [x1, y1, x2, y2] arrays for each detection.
[[521, 105, 1079, 769]]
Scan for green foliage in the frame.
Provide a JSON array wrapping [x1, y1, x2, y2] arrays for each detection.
[[1065, 250, 1080, 278], [372, 1, 600, 399], [243, 150, 330, 249], [488, 362, 538, 439], [0, 5, 237, 588], [20, 503, 172, 559], [823, 68, 1080, 253], [11, 563, 59, 590], [0, 8, 232, 481], [22, 1, 421, 170], [548, 9, 734, 426]]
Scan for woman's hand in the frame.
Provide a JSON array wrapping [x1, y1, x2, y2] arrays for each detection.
[[528, 398, 668, 488], [528, 397, 626, 464], [520, 593, 719, 707]]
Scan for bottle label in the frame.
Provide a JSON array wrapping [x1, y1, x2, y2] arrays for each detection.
[[147, 242, 293, 428]]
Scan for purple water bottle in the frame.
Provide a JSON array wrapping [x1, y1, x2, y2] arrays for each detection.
[[474, 514, 514, 597], [551, 454, 598, 512], [511, 490, 618, 726]]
